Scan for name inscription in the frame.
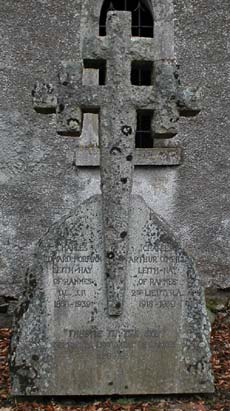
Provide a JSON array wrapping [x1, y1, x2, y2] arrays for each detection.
[[44, 204, 188, 348], [47, 225, 185, 313]]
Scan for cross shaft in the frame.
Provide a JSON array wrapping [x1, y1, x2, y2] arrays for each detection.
[[56, 12, 157, 316]]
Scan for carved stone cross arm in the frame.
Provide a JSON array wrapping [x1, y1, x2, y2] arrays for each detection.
[[83, 16, 201, 139], [33, 62, 105, 136], [153, 62, 202, 138]]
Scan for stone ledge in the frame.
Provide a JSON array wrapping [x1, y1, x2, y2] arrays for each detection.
[[74, 147, 182, 167]]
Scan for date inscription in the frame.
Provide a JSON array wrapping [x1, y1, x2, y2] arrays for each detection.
[[46, 210, 186, 316]]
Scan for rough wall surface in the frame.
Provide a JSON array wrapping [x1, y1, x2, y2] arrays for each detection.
[[0, 0, 229, 318], [0, 0, 83, 300], [174, 0, 230, 287]]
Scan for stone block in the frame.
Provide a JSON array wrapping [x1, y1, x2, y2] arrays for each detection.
[[11, 196, 214, 395]]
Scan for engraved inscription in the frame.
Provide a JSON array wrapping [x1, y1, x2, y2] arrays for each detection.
[[12, 197, 213, 395], [49, 250, 101, 310], [44, 199, 187, 329], [40, 196, 193, 367], [45, 215, 103, 313], [128, 235, 185, 310]]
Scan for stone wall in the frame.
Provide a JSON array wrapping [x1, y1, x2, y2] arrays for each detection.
[[0, 0, 229, 325], [174, 0, 230, 288]]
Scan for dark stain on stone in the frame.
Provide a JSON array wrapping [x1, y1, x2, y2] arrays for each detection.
[[14, 360, 38, 395], [126, 154, 133, 161], [107, 252, 115, 259], [120, 231, 127, 239], [121, 125, 132, 136], [59, 103, 65, 112], [110, 147, 121, 155], [67, 118, 80, 126]]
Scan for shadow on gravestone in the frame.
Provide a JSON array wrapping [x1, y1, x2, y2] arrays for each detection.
[[10, 195, 214, 395]]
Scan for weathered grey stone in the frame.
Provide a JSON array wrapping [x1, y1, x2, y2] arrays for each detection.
[[10, 3, 214, 395], [72, 147, 182, 167], [1, 0, 230, 314], [81, 69, 99, 147], [10, 4, 214, 378], [11, 195, 214, 395], [31, 10, 201, 319], [32, 11, 199, 140], [32, 10, 187, 316], [0, 296, 16, 327], [32, 82, 57, 114]]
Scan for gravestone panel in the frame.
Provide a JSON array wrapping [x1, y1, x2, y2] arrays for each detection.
[[11, 195, 214, 395], [10, 7, 213, 397]]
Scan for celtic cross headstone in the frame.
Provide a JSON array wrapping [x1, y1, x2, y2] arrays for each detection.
[[11, 11, 214, 395]]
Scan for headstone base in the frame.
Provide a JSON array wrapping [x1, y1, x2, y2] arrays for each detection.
[[11, 196, 214, 395]]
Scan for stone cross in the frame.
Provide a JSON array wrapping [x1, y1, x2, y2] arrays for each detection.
[[33, 11, 201, 317]]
